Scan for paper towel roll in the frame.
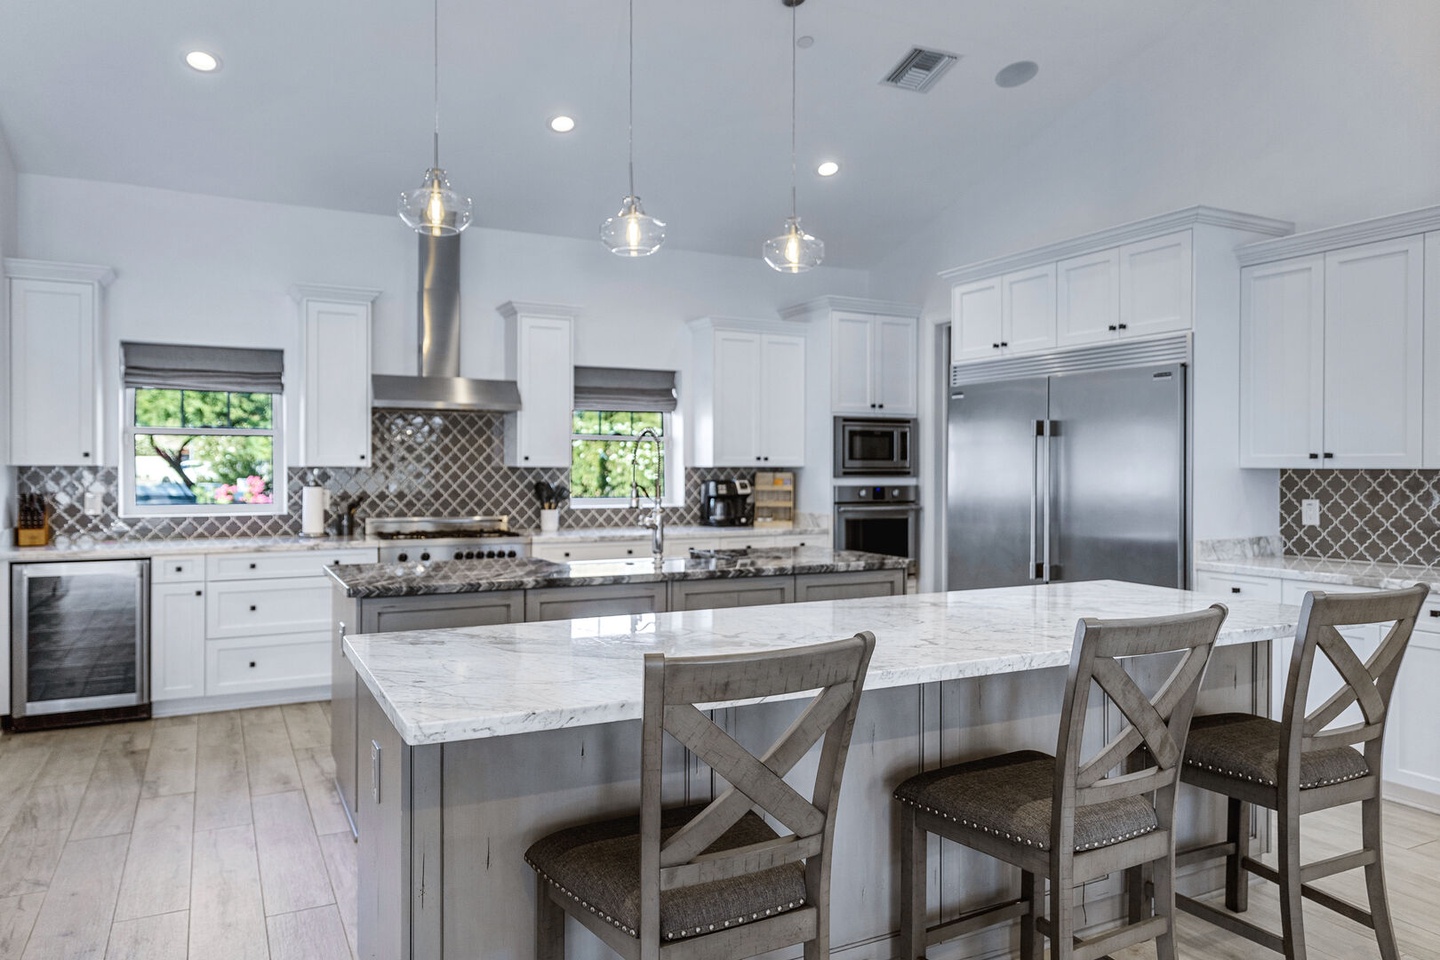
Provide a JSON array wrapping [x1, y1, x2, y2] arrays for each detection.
[[301, 486, 330, 537]]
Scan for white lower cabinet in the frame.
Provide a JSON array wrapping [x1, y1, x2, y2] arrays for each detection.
[[530, 540, 651, 562], [151, 580, 207, 702], [206, 633, 331, 696], [1387, 601, 1440, 799]]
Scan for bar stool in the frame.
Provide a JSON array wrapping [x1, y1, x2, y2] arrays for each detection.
[[525, 631, 875, 960], [893, 605, 1227, 960], [1177, 584, 1428, 960]]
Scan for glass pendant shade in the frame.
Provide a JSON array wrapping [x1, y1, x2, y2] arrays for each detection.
[[601, 196, 666, 257], [398, 167, 473, 236], [763, 217, 823, 273]]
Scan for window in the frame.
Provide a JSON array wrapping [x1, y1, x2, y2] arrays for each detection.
[[120, 342, 286, 517], [570, 411, 669, 506]]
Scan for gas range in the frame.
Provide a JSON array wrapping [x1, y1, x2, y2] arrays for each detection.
[[366, 516, 529, 563]]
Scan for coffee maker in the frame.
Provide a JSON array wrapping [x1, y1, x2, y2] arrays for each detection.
[[701, 479, 753, 526]]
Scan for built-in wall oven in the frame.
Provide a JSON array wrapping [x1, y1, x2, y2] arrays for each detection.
[[834, 417, 917, 476], [10, 560, 150, 730], [833, 485, 920, 570]]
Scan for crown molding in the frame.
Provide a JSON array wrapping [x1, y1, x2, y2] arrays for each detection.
[[687, 315, 809, 335], [778, 295, 922, 321], [289, 283, 381, 304], [4, 258, 116, 286], [495, 300, 579, 321], [1236, 204, 1440, 266], [938, 206, 1293, 285]]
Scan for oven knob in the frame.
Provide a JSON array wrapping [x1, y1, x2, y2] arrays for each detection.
[[507, 550, 517, 558], [420, 552, 431, 561], [397, 552, 409, 562], [463, 551, 474, 560], [485, 549, 498, 559]]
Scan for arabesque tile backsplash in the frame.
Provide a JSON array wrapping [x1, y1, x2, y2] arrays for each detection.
[[18, 411, 764, 544], [1280, 469, 1440, 565]]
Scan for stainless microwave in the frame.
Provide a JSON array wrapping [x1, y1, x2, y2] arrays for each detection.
[[834, 417, 917, 476]]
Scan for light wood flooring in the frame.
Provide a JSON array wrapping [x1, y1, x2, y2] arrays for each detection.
[[0, 705, 1437, 959]]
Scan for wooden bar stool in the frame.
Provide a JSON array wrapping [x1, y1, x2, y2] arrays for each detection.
[[893, 605, 1227, 960], [1177, 584, 1428, 960], [525, 631, 875, 960]]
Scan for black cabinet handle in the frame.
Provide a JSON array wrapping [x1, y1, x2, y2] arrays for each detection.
[[249, 661, 257, 668], [195, 590, 202, 597], [1107, 325, 1118, 331], [249, 605, 257, 611], [878, 403, 885, 409], [82, 452, 90, 458], [999, 342, 1008, 348], [359, 454, 366, 460], [175, 565, 183, 572], [993, 342, 1001, 349], [1323, 452, 1335, 459], [563, 552, 571, 558], [1428, 609, 1439, 618], [1117, 323, 1128, 330], [523, 455, 530, 461], [249, 563, 257, 569], [1231, 587, 1241, 594], [1309, 453, 1320, 459]]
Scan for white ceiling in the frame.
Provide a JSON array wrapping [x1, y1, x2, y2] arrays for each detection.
[[0, 0, 1203, 268]]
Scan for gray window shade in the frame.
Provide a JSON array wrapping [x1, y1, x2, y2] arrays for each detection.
[[572, 366, 677, 412], [122, 341, 285, 394]]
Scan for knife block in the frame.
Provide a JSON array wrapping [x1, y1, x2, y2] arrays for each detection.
[[16, 507, 51, 547]]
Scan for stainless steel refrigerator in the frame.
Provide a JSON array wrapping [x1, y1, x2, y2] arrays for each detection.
[[947, 363, 1187, 591]]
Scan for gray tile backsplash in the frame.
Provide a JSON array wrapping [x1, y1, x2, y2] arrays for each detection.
[[19, 410, 774, 543], [1281, 469, 1440, 565]]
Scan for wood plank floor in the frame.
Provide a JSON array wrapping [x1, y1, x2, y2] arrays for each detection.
[[1, 704, 1437, 959]]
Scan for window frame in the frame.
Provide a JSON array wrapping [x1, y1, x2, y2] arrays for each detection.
[[568, 410, 682, 510], [119, 386, 287, 518]]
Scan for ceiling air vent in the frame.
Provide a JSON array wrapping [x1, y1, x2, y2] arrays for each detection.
[[882, 47, 959, 93]]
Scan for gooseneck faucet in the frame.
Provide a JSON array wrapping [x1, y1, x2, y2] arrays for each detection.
[[630, 428, 664, 565]]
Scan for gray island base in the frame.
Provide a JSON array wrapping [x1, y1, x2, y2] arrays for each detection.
[[342, 580, 1296, 960]]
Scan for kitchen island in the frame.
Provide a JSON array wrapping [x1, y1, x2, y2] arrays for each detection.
[[341, 580, 1296, 960]]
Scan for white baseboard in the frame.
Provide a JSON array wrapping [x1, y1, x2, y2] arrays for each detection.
[[1384, 779, 1440, 814], [151, 685, 329, 717]]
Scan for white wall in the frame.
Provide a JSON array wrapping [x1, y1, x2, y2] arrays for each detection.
[[16, 174, 868, 494]]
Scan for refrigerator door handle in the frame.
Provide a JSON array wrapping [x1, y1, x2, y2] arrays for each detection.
[[1030, 420, 1044, 580], [1043, 419, 1056, 581]]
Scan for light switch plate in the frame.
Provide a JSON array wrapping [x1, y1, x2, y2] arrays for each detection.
[[83, 491, 104, 516], [1301, 499, 1321, 527]]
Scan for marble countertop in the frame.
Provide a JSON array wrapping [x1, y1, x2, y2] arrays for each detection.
[[326, 547, 907, 599], [527, 523, 826, 544], [343, 579, 1298, 746], [1194, 555, 1440, 591]]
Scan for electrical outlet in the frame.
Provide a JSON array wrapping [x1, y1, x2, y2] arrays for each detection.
[[1301, 498, 1321, 527], [83, 491, 104, 516]]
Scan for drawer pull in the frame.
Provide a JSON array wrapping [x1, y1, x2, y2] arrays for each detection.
[[1429, 610, 1439, 618], [175, 565, 184, 573], [249, 563, 257, 570], [249, 605, 257, 612], [195, 590, 202, 597], [1231, 587, 1241, 594], [249, 661, 257, 668]]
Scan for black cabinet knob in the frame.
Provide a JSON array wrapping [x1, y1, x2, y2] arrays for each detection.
[[878, 403, 885, 409], [1231, 587, 1241, 594], [249, 563, 257, 569], [1429, 609, 1439, 618], [524, 455, 530, 461], [249, 661, 257, 668], [1117, 323, 1128, 330], [195, 590, 202, 597], [249, 605, 257, 612], [999, 342, 1008, 348], [359, 454, 366, 460], [175, 565, 183, 572], [1323, 452, 1335, 459], [992, 342, 1001, 349], [1309, 453, 1320, 459], [1107, 325, 1118, 332], [82, 452, 90, 458]]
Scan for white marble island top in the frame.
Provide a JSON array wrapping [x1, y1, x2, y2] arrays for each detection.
[[344, 579, 1298, 747]]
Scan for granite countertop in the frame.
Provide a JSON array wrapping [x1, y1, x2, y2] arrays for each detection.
[[325, 546, 907, 599], [343, 579, 1298, 745], [1194, 554, 1440, 591], [526, 523, 827, 544]]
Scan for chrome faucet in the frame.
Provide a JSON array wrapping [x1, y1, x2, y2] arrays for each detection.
[[630, 428, 664, 565]]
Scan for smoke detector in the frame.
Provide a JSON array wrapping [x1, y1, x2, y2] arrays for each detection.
[[882, 47, 959, 93]]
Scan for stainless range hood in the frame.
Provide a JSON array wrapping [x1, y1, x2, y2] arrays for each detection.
[[372, 234, 522, 412]]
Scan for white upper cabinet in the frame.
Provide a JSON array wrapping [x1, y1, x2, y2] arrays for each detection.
[[294, 285, 378, 468], [951, 277, 1004, 363], [1118, 231, 1194, 339], [1056, 249, 1121, 347], [6, 260, 113, 466], [1239, 256, 1325, 468], [689, 318, 806, 468], [761, 333, 807, 463], [830, 311, 916, 415], [1425, 233, 1440, 469], [1002, 265, 1058, 355], [500, 302, 575, 468]]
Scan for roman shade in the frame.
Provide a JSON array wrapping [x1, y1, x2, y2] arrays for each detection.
[[572, 366, 677, 412], [122, 341, 285, 394]]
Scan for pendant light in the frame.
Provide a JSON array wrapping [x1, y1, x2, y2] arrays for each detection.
[[600, 0, 666, 256], [763, 0, 823, 273], [398, 0, 473, 236]]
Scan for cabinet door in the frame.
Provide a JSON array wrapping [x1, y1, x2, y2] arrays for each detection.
[[1239, 256, 1325, 468], [951, 277, 1003, 363], [1055, 249, 1121, 348], [830, 313, 874, 413], [1002, 265, 1057, 355], [302, 299, 372, 467], [1385, 618, 1440, 797], [1323, 236, 1424, 468], [9, 278, 96, 465], [1425, 233, 1440, 468], [151, 581, 207, 701], [872, 316, 917, 414], [510, 316, 573, 467], [1119, 231, 1192, 338], [711, 330, 762, 465], [760, 333, 806, 466]]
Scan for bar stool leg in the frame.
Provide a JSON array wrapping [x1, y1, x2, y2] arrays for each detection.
[[1020, 871, 1039, 960], [1225, 797, 1250, 913], [1153, 851, 1177, 960], [1050, 862, 1073, 960], [1361, 794, 1401, 960], [1277, 812, 1308, 960], [536, 875, 566, 960], [899, 806, 926, 960]]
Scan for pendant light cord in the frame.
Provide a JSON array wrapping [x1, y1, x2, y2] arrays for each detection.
[[432, 0, 440, 169], [789, 0, 797, 220], [627, 0, 636, 199]]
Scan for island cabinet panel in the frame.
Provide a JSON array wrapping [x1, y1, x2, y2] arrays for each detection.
[[668, 576, 794, 610], [359, 590, 523, 633], [523, 582, 668, 622], [794, 569, 904, 602], [356, 684, 422, 960]]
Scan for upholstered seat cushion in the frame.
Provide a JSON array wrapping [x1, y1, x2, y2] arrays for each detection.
[[1183, 713, 1371, 790], [892, 750, 1158, 852], [525, 804, 807, 942]]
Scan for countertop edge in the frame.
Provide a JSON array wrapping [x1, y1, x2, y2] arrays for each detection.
[[1194, 557, 1440, 591]]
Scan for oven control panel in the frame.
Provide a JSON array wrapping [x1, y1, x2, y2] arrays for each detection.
[[834, 485, 918, 505]]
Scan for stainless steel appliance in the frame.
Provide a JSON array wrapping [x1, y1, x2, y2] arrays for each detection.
[[700, 479, 754, 526], [10, 559, 150, 730], [366, 516, 529, 562], [834, 485, 920, 565], [947, 363, 1186, 591], [834, 417, 917, 476]]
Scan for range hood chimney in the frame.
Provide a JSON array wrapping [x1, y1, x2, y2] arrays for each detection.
[[371, 234, 523, 412]]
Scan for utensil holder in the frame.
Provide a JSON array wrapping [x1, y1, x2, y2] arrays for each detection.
[[539, 508, 559, 533]]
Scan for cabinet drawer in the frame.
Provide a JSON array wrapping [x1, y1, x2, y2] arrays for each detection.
[[207, 634, 330, 695], [1416, 595, 1440, 634], [205, 548, 378, 581], [1278, 578, 1372, 606], [1191, 571, 1281, 603], [531, 540, 650, 562], [206, 578, 333, 638], [152, 556, 204, 583]]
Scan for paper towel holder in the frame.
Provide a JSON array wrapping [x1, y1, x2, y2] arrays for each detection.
[[301, 486, 332, 539]]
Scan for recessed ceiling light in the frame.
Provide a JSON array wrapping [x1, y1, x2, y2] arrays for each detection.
[[184, 50, 221, 73], [816, 161, 839, 177], [995, 60, 1039, 88], [549, 115, 576, 133]]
